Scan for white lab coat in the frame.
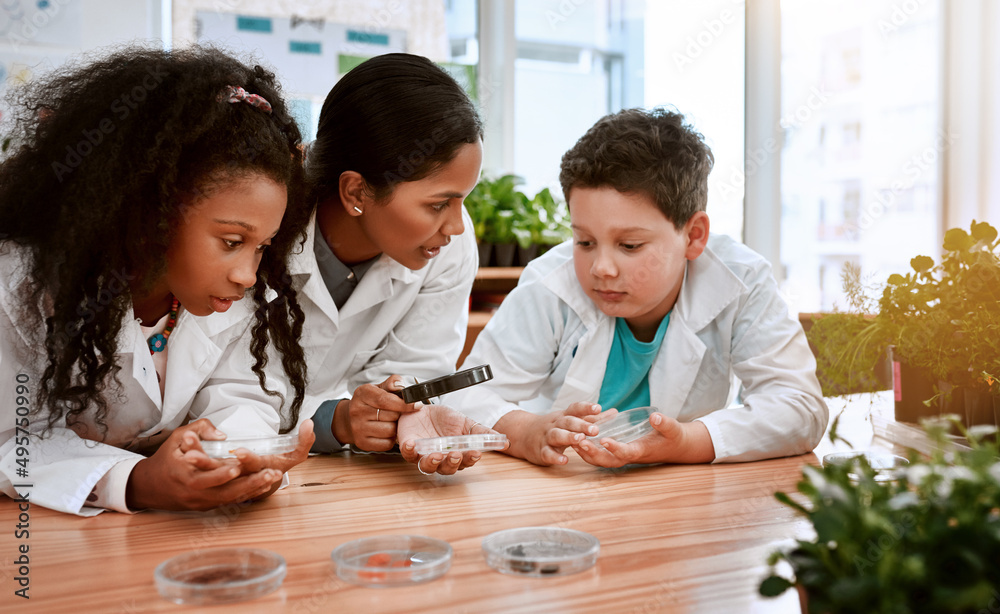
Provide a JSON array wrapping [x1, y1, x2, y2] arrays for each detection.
[[447, 236, 829, 462], [0, 245, 282, 516], [209, 208, 478, 428]]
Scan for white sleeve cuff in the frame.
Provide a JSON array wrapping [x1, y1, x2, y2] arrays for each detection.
[[84, 457, 144, 514]]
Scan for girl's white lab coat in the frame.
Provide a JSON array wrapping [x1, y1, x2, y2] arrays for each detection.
[[206, 209, 478, 429], [0, 245, 283, 516], [447, 236, 829, 462]]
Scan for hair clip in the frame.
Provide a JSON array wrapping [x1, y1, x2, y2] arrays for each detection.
[[219, 85, 272, 114]]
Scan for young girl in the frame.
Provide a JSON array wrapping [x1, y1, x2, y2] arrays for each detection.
[[0, 46, 315, 515]]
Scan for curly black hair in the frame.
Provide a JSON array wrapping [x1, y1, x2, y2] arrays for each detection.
[[0, 45, 309, 433], [559, 107, 714, 229]]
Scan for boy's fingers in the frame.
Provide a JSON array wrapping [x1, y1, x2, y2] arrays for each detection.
[[546, 427, 585, 448], [539, 446, 568, 466], [564, 402, 602, 418], [557, 416, 600, 436]]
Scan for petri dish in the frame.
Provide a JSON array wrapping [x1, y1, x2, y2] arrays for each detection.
[[200, 434, 298, 459], [482, 527, 600, 577], [822, 451, 910, 482], [413, 433, 508, 456], [331, 535, 452, 587], [154, 548, 285, 605], [586, 406, 656, 445]]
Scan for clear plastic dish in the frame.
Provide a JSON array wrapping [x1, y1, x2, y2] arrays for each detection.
[[331, 535, 452, 587], [586, 406, 656, 444], [822, 451, 910, 482], [154, 548, 285, 605], [200, 433, 298, 459], [482, 527, 600, 577], [413, 433, 508, 456]]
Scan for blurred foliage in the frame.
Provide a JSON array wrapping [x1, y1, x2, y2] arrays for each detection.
[[812, 220, 1000, 397], [761, 418, 1000, 613]]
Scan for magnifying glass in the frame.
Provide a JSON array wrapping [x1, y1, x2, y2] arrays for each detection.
[[391, 364, 493, 403]]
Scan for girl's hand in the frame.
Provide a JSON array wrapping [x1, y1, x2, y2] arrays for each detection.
[[397, 405, 507, 475], [494, 403, 610, 466], [125, 419, 282, 511], [572, 413, 716, 467], [333, 376, 423, 452], [233, 419, 316, 476]]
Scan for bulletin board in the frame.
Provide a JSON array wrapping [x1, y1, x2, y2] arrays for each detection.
[[195, 11, 407, 101]]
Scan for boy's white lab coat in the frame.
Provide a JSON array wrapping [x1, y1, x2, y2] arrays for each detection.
[[205, 209, 478, 429], [0, 245, 282, 516], [448, 236, 829, 462]]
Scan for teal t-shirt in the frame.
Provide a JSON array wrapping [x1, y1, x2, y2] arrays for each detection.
[[597, 314, 670, 411]]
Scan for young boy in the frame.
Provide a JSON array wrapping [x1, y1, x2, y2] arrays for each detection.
[[447, 108, 828, 467]]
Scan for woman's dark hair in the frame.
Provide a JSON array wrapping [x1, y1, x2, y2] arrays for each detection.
[[306, 53, 483, 204], [0, 45, 309, 433], [559, 107, 714, 229]]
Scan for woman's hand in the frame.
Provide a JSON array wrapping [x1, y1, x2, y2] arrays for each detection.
[[332, 376, 422, 451], [572, 413, 716, 467], [397, 405, 507, 475], [125, 419, 282, 511], [493, 403, 612, 466]]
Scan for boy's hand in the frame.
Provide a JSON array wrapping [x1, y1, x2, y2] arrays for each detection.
[[495, 402, 609, 466], [334, 376, 422, 451], [572, 412, 716, 467], [125, 419, 282, 511], [397, 405, 506, 475]]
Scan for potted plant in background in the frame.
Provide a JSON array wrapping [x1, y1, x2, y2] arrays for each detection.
[[759, 419, 1000, 613], [466, 174, 572, 267], [806, 220, 1000, 427]]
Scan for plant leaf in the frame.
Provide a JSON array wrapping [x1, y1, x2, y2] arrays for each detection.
[[759, 575, 793, 597], [910, 255, 935, 273], [943, 228, 974, 252]]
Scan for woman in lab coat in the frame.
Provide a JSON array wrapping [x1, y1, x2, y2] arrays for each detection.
[[0, 47, 315, 516], [297, 54, 494, 474]]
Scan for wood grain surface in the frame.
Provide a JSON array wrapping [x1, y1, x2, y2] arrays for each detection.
[[0, 447, 819, 613]]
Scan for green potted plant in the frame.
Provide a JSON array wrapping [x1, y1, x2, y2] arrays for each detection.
[[464, 174, 524, 266], [466, 175, 572, 267], [759, 419, 1000, 613], [807, 220, 1000, 426], [511, 187, 572, 265]]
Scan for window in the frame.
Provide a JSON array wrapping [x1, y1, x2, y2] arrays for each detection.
[[779, 0, 943, 312]]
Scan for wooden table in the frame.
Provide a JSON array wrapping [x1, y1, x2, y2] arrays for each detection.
[[0, 443, 820, 613]]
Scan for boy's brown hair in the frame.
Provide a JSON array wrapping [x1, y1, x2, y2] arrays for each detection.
[[559, 107, 714, 229]]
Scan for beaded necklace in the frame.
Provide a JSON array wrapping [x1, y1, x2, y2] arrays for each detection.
[[147, 297, 180, 354]]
